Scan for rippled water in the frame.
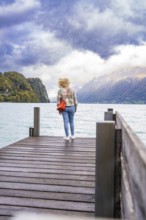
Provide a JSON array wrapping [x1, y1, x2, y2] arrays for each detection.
[[0, 103, 146, 148]]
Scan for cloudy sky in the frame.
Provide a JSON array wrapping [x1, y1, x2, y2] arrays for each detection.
[[1, 0, 146, 99]]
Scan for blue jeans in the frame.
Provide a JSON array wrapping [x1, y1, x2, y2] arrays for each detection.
[[62, 106, 75, 137]]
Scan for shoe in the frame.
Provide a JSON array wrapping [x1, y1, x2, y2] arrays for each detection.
[[71, 136, 75, 140], [63, 136, 70, 141]]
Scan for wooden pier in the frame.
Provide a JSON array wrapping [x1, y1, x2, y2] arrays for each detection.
[[0, 107, 146, 220], [0, 136, 95, 219]]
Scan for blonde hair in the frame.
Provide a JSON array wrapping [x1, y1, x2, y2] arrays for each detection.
[[58, 78, 70, 88]]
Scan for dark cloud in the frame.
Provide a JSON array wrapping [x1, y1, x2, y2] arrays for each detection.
[[0, 0, 74, 71], [0, 12, 35, 28], [0, 0, 40, 28], [37, 0, 146, 58], [0, 25, 71, 70], [0, 0, 15, 5], [0, 0, 146, 71], [0, 36, 67, 69], [16, 44, 66, 67]]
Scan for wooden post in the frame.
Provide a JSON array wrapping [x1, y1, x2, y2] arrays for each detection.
[[108, 108, 113, 112], [104, 109, 114, 121], [34, 107, 40, 137], [95, 121, 115, 217], [29, 127, 34, 137], [114, 128, 122, 218]]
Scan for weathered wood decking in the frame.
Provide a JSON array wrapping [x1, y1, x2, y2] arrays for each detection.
[[0, 136, 95, 219]]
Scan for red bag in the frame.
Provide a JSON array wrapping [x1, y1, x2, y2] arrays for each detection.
[[57, 99, 66, 112], [57, 89, 69, 112]]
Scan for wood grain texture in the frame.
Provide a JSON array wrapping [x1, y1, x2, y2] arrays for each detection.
[[0, 136, 96, 219], [116, 112, 146, 220], [0, 205, 95, 217]]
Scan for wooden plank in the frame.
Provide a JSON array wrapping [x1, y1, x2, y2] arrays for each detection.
[[1, 143, 95, 149], [14, 142, 95, 147], [2, 143, 96, 149], [12, 141, 95, 148], [14, 136, 95, 142], [0, 150, 94, 158], [0, 189, 94, 202], [0, 159, 95, 167], [0, 152, 95, 160], [0, 166, 95, 176], [0, 205, 94, 217], [0, 182, 94, 194], [0, 171, 95, 181], [0, 196, 94, 212], [0, 136, 96, 217], [0, 150, 95, 157], [0, 176, 95, 187], [0, 162, 95, 172], [2, 146, 96, 152], [0, 155, 95, 164]]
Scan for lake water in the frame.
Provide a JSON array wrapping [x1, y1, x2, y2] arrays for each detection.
[[0, 103, 146, 148]]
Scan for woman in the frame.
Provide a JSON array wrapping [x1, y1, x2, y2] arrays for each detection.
[[57, 78, 78, 141]]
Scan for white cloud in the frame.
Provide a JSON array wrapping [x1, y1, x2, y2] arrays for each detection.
[[21, 50, 104, 98], [26, 25, 72, 64], [108, 43, 146, 70], [69, 1, 144, 37], [20, 42, 146, 100], [111, 0, 146, 17], [110, 0, 134, 18]]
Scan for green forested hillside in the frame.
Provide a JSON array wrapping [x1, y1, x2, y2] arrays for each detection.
[[0, 71, 50, 103], [28, 78, 49, 103]]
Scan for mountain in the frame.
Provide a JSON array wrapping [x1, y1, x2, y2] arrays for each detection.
[[77, 68, 146, 104], [28, 78, 49, 103], [0, 71, 50, 103]]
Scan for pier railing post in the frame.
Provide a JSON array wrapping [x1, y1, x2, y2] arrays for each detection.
[[29, 127, 34, 137], [34, 107, 40, 137], [104, 108, 114, 121], [95, 121, 115, 217]]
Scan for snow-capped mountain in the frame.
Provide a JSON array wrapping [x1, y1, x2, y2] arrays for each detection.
[[77, 67, 146, 103]]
